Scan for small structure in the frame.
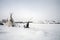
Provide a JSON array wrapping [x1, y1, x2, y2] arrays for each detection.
[[24, 22, 29, 28]]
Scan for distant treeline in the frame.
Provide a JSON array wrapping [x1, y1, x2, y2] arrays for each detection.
[[0, 20, 60, 25]]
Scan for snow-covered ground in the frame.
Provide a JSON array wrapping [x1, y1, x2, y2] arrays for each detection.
[[0, 23, 60, 40]]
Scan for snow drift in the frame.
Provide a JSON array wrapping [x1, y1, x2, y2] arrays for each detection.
[[0, 24, 60, 40]]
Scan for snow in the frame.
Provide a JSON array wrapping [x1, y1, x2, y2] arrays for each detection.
[[0, 24, 60, 40]]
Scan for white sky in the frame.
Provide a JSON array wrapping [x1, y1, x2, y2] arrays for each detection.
[[0, 0, 60, 21]]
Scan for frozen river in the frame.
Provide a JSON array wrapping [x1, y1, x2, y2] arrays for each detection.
[[0, 24, 60, 40]]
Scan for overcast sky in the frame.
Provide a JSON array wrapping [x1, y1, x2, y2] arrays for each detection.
[[0, 0, 60, 21]]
